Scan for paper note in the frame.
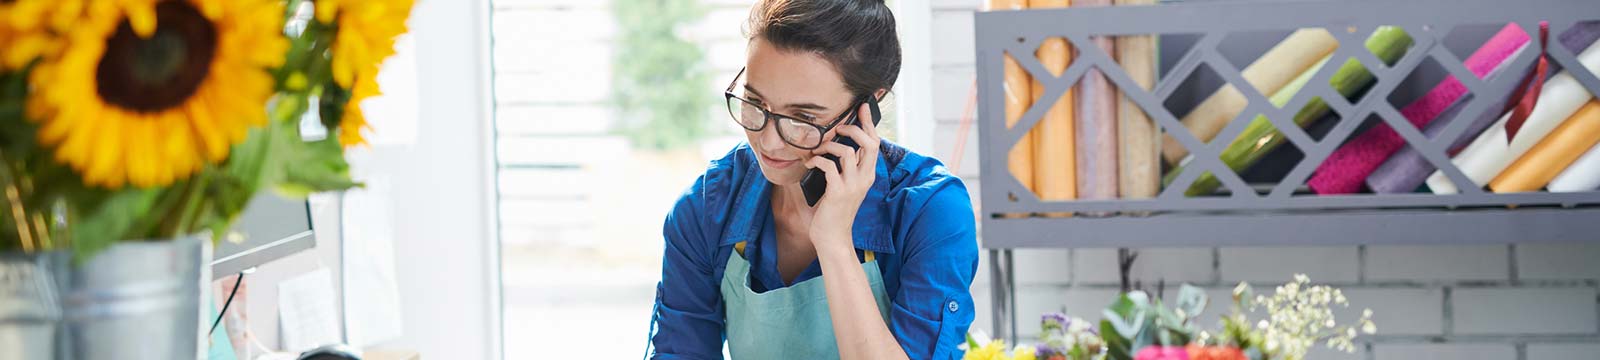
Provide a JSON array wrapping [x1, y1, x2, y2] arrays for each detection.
[[278, 267, 341, 351]]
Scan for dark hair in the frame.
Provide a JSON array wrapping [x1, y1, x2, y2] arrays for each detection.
[[746, 0, 902, 99]]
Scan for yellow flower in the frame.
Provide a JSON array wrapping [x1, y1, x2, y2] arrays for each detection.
[[965, 340, 1014, 360], [0, 0, 78, 69], [316, 0, 415, 147], [27, 0, 287, 188], [1013, 345, 1038, 360]]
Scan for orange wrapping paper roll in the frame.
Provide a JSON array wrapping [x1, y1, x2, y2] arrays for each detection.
[[988, 0, 1036, 192], [1490, 101, 1600, 193], [1030, 0, 1076, 203]]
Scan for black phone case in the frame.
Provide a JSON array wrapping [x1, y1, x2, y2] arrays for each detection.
[[801, 97, 881, 207]]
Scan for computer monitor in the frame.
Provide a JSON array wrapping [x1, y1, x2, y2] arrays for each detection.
[[211, 193, 316, 275]]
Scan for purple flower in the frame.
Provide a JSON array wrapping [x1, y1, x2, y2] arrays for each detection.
[[1035, 343, 1060, 358], [1042, 312, 1069, 331]]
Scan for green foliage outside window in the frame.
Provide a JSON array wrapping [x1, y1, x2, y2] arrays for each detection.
[[612, 0, 713, 151]]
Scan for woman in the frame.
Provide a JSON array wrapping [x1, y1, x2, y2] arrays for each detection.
[[647, 1, 979, 359]]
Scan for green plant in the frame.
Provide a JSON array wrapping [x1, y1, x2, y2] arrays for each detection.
[[612, 0, 713, 151], [1098, 285, 1207, 360]]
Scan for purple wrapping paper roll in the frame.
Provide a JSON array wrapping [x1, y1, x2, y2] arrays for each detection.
[[1365, 92, 1505, 193], [1366, 21, 1600, 193], [1074, 0, 1119, 203]]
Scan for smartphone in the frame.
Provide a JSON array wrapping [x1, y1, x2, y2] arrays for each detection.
[[801, 95, 881, 207]]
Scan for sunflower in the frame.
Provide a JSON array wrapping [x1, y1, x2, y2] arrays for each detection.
[[27, 0, 287, 189], [0, 0, 77, 70], [316, 0, 415, 147]]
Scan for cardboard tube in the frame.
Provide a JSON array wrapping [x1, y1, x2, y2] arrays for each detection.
[[1160, 28, 1340, 164]]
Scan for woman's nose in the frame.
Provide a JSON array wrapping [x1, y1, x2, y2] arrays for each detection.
[[759, 122, 785, 151]]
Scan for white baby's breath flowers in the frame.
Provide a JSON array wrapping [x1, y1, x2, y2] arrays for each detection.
[[1243, 274, 1377, 360]]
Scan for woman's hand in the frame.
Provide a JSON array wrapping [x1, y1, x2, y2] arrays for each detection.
[[804, 102, 881, 255]]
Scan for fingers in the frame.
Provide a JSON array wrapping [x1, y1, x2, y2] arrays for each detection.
[[813, 142, 859, 170], [806, 156, 843, 184], [858, 102, 879, 138], [834, 123, 880, 172]]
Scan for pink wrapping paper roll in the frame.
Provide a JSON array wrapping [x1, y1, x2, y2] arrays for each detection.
[[1308, 23, 1531, 194], [1074, 0, 1119, 203]]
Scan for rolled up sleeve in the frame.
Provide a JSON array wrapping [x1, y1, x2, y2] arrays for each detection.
[[888, 183, 979, 359], [650, 178, 726, 360]]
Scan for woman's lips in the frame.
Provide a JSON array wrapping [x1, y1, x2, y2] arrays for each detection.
[[759, 152, 799, 169]]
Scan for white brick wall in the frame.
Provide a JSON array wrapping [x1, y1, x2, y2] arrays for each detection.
[[934, 1, 1600, 357]]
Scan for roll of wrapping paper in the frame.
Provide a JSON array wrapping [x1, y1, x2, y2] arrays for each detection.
[[1030, 0, 1075, 204], [1159, 29, 1340, 165], [987, 0, 1035, 194], [1115, 0, 1159, 201], [1425, 37, 1600, 194], [1366, 44, 1536, 194], [1309, 23, 1531, 194], [1490, 101, 1600, 192], [1372, 23, 1600, 193], [1549, 140, 1600, 192], [1166, 27, 1414, 196], [1075, 0, 1118, 204]]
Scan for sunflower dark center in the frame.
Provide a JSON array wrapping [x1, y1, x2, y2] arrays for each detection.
[[96, 1, 217, 112]]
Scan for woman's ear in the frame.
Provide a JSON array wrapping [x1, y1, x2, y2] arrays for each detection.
[[872, 88, 888, 102]]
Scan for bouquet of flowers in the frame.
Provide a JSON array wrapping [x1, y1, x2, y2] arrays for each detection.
[[0, 0, 413, 258], [965, 275, 1376, 360]]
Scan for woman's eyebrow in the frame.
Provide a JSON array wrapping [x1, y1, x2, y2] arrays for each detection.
[[742, 85, 830, 112]]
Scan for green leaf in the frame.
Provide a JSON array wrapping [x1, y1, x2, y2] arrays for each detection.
[[278, 136, 360, 197], [1176, 284, 1208, 321], [1103, 291, 1150, 337], [68, 188, 162, 262], [1100, 320, 1132, 360]]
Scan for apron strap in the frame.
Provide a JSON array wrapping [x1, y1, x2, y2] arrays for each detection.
[[734, 241, 875, 263]]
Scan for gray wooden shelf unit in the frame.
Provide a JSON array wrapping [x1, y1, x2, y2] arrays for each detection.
[[973, 0, 1600, 341]]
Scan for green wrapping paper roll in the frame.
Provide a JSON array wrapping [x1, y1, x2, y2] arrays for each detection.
[[1160, 29, 1340, 164], [1165, 26, 1415, 196]]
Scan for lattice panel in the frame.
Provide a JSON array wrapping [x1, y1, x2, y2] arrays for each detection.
[[977, 0, 1600, 217]]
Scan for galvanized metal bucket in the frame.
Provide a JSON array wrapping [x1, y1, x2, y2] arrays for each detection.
[[0, 235, 212, 360]]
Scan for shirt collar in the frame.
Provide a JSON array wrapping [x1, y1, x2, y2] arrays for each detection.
[[720, 151, 896, 254]]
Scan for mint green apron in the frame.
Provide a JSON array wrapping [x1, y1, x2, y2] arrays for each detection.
[[719, 242, 893, 359]]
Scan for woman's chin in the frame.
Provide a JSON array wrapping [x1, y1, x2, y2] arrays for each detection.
[[757, 166, 806, 186]]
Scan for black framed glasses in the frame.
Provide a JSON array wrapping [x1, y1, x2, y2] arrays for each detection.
[[724, 67, 860, 150]]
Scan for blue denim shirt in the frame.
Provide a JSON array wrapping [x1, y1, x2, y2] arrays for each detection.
[[649, 141, 979, 359]]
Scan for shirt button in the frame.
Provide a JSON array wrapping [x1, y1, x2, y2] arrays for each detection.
[[947, 300, 960, 313]]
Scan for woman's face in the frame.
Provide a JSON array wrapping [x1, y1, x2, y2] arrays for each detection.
[[740, 38, 856, 186]]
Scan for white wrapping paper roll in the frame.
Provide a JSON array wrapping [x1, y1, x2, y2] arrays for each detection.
[[1549, 142, 1600, 192], [1425, 37, 1600, 194]]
